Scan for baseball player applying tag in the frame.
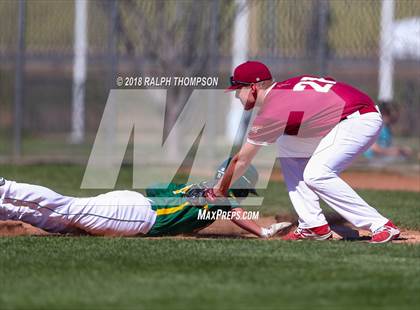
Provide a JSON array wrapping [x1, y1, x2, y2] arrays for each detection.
[[207, 61, 400, 243]]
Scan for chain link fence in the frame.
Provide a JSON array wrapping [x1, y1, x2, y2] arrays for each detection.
[[0, 0, 419, 162]]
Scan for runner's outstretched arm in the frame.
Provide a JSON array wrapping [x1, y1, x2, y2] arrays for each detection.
[[230, 207, 291, 238]]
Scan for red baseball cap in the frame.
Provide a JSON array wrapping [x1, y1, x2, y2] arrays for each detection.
[[226, 61, 273, 91]]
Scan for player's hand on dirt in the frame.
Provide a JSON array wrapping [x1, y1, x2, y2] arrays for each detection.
[[260, 222, 292, 238]]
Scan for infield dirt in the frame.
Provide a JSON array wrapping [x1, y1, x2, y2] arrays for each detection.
[[1, 217, 420, 244]]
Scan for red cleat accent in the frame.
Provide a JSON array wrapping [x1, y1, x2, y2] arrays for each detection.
[[282, 224, 333, 241], [370, 221, 400, 244]]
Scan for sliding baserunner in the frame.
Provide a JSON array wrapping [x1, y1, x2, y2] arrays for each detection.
[[0, 163, 290, 238]]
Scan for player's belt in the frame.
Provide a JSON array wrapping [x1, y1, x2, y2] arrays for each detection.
[[341, 105, 379, 121]]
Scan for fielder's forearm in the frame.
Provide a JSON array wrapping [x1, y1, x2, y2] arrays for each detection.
[[214, 142, 260, 197], [230, 208, 262, 237], [215, 155, 248, 196]]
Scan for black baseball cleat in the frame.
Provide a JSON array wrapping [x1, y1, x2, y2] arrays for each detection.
[[0, 177, 5, 186]]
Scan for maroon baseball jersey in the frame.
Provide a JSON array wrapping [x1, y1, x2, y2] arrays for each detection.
[[247, 76, 377, 145]]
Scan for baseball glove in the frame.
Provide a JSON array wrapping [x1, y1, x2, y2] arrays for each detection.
[[183, 181, 216, 207]]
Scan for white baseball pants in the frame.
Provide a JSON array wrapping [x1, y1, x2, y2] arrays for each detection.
[[0, 181, 156, 236], [278, 111, 389, 232]]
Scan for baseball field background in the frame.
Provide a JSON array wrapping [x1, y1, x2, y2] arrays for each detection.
[[1, 0, 420, 309], [1, 164, 419, 309]]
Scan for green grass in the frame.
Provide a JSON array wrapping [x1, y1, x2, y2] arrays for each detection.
[[1, 164, 420, 309], [1, 237, 420, 310]]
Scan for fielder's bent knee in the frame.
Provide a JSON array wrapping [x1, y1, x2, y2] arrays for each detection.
[[303, 168, 331, 189]]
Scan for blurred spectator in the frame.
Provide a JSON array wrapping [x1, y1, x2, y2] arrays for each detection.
[[364, 103, 413, 162]]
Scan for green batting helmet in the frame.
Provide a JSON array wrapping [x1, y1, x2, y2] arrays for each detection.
[[215, 158, 259, 198]]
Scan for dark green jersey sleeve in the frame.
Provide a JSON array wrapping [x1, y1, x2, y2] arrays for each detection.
[[146, 182, 237, 236], [146, 183, 187, 198]]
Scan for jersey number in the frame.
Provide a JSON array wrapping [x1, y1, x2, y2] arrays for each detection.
[[293, 77, 336, 93]]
